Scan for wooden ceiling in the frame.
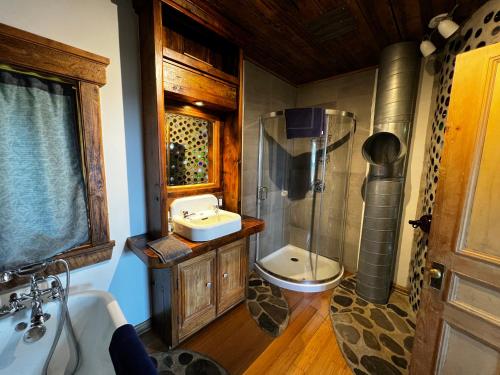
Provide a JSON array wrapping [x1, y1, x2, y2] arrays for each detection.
[[188, 0, 486, 84]]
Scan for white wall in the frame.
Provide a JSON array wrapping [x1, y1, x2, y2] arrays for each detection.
[[0, 0, 150, 325], [395, 62, 436, 287]]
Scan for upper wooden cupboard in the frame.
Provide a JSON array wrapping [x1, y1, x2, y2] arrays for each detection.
[[134, 0, 243, 238]]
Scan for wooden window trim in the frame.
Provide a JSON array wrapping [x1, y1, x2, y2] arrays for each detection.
[[0, 22, 114, 284], [165, 104, 222, 197]]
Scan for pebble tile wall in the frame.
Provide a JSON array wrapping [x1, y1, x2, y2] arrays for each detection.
[[409, 1, 500, 312], [166, 112, 211, 186]]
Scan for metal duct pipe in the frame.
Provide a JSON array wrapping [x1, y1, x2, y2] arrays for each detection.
[[356, 42, 420, 304]]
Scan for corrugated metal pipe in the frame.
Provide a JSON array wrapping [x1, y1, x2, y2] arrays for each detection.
[[356, 42, 420, 304]]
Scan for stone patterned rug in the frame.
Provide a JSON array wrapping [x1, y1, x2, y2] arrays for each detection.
[[246, 271, 290, 337], [150, 350, 227, 375], [330, 276, 416, 375]]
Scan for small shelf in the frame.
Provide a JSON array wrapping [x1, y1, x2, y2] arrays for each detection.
[[163, 47, 239, 85], [126, 216, 264, 269], [161, 4, 239, 78]]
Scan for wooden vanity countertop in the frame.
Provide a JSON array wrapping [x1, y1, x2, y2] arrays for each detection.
[[126, 216, 265, 269]]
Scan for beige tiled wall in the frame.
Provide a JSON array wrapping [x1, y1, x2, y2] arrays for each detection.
[[296, 69, 377, 273], [241, 61, 297, 266]]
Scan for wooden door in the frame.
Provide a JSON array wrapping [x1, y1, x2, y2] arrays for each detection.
[[177, 250, 216, 340], [410, 43, 500, 374], [217, 239, 247, 314]]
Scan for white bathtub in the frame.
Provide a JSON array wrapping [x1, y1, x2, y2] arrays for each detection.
[[0, 290, 127, 374]]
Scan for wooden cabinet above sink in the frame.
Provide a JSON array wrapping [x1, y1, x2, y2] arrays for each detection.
[[134, 0, 243, 239]]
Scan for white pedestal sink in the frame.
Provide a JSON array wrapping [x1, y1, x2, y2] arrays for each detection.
[[170, 194, 242, 242]]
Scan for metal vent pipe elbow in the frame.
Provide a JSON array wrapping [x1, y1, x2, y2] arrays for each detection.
[[356, 42, 420, 304]]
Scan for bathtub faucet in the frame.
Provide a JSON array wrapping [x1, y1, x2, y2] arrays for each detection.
[[0, 263, 63, 326]]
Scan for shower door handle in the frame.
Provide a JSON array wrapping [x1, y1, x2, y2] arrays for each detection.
[[258, 186, 268, 200]]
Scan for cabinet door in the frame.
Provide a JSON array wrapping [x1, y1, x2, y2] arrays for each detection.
[[217, 239, 247, 314], [177, 250, 216, 340]]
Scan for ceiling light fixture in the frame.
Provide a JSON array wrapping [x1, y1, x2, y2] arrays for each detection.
[[194, 101, 204, 107]]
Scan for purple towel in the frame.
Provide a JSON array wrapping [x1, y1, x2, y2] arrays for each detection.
[[284, 108, 325, 139], [109, 324, 157, 375]]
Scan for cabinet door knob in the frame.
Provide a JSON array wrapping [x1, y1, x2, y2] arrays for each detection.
[[206, 282, 212, 288], [223, 273, 229, 279]]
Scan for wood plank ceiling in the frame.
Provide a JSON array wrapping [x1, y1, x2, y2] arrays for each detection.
[[191, 0, 486, 84]]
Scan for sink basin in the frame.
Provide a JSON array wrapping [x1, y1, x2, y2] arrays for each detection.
[[170, 194, 242, 242]]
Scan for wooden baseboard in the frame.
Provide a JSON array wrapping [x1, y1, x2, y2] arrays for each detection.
[[135, 318, 152, 336], [392, 282, 410, 295]]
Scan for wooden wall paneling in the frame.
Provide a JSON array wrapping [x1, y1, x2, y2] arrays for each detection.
[[138, 0, 168, 238], [163, 61, 238, 110], [160, 0, 248, 47], [79, 82, 110, 245], [151, 267, 175, 348], [0, 23, 108, 86], [163, 48, 239, 84], [221, 49, 243, 214]]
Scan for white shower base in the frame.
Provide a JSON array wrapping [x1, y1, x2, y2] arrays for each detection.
[[255, 244, 343, 292]]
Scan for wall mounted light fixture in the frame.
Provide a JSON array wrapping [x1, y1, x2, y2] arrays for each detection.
[[419, 5, 460, 57], [430, 13, 460, 39], [420, 38, 437, 57]]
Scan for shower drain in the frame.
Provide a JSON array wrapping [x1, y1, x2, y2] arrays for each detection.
[[290, 257, 299, 262]]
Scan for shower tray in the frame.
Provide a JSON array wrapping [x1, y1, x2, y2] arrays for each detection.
[[256, 244, 344, 293]]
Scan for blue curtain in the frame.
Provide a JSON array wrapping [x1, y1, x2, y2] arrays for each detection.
[[0, 69, 89, 271]]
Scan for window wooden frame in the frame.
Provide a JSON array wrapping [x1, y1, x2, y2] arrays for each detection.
[[164, 104, 222, 196], [0, 23, 114, 283]]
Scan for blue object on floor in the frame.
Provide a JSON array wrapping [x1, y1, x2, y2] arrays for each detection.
[[109, 324, 157, 375], [284, 107, 325, 139]]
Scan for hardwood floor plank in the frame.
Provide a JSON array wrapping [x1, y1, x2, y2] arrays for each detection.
[[262, 310, 327, 374], [141, 289, 349, 375], [292, 316, 335, 372]]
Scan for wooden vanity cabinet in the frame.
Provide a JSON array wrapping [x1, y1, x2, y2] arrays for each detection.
[[177, 250, 217, 340], [155, 238, 247, 347], [217, 240, 247, 314]]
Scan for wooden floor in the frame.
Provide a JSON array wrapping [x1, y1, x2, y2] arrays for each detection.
[[141, 289, 350, 374]]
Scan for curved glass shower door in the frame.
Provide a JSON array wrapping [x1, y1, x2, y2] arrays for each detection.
[[255, 109, 355, 292]]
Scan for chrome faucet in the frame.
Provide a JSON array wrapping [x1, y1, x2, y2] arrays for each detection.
[[182, 210, 196, 219], [0, 263, 64, 343]]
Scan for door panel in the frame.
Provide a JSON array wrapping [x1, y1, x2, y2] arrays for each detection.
[[437, 323, 499, 375], [411, 43, 500, 374], [178, 250, 216, 339], [217, 239, 247, 314], [462, 67, 500, 260]]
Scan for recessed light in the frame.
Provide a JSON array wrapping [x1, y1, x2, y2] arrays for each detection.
[[194, 101, 204, 107]]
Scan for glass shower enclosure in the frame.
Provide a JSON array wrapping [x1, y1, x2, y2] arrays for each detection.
[[255, 109, 355, 292]]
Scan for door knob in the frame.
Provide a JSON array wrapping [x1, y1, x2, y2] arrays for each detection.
[[223, 273, 228, 279], [428, 262, 445, 290], [206, 282, 212, 288], [429, 268, 442, 279]]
